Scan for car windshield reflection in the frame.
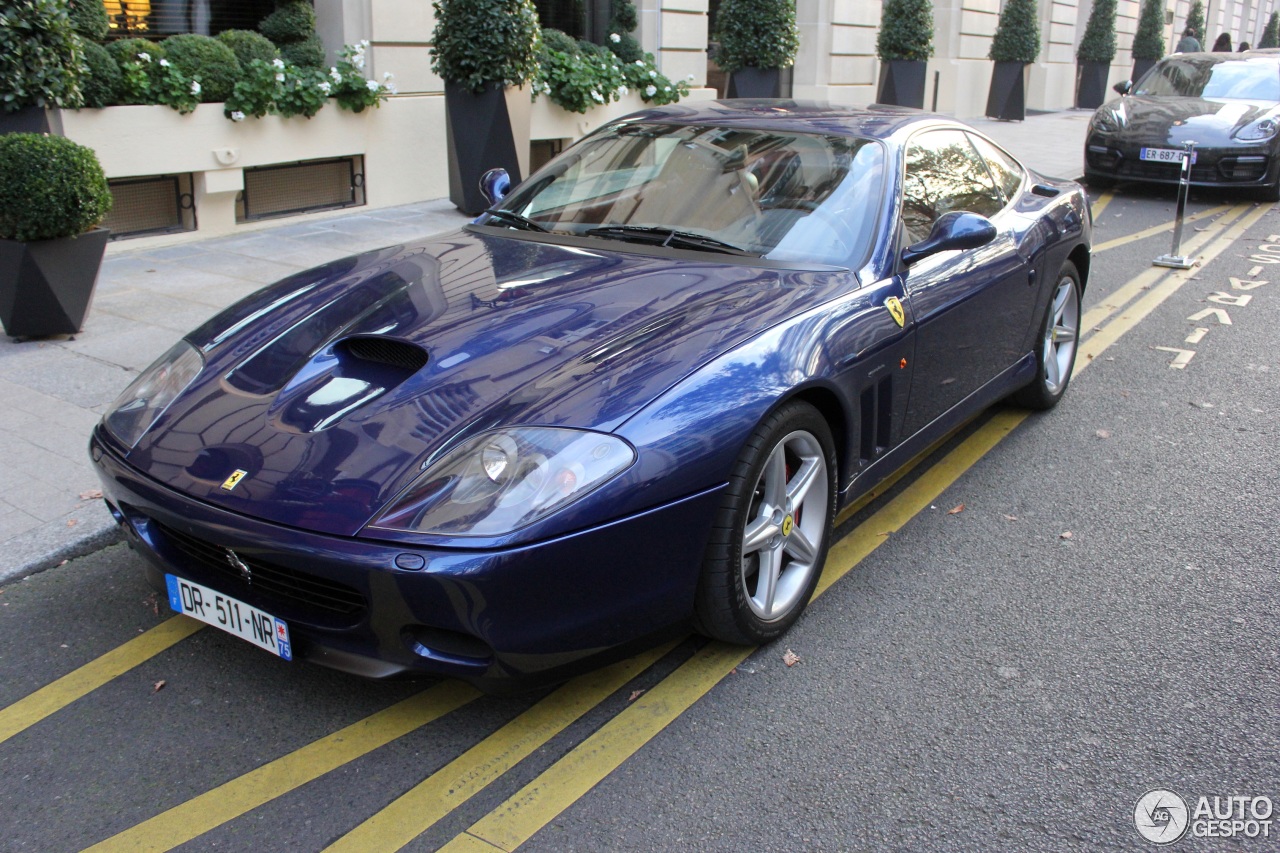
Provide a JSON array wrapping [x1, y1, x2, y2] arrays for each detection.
[[488, 123, 887, 267], [1136, 57, 1280, 101]]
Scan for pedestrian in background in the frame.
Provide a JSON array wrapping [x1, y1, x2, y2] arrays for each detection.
[[1212, 32, 1233, 50]]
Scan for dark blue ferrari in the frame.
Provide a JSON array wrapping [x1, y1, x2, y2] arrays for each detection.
[[90, 101, 1092, 690]]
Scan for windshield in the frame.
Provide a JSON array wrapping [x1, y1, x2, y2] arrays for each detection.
[[1135, 57, 1280, 101], [490, 123, 886, 267]]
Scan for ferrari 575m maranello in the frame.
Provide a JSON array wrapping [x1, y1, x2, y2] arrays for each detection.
[[91, 101, 1092, 690]]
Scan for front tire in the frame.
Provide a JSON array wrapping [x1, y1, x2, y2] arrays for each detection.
[[1013, 261, 1081, 410], [694, 401, 836, 645]]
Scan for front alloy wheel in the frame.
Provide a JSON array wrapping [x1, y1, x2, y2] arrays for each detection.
[[1014, 261, 1081, 410]]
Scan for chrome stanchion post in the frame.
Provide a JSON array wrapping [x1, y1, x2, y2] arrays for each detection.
[[1154, 140, 1198, 269]]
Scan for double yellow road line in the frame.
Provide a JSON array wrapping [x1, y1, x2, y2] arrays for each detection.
[[2, 201, 1268, 852]]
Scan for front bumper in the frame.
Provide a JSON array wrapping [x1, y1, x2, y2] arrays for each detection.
[[91, 427, 722, 690], [1084, 133, 1278, 190]]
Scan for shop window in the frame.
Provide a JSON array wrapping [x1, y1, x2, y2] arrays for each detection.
[[104, 0, 278, 39]]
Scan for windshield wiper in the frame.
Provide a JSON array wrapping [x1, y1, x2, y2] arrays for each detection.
[[481, 209, 549, 232], [584, 224, 754, 256]]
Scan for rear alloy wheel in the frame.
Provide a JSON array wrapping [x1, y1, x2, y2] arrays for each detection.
[[694, 401, 836, 645], [1013, 261, 1081, 410]]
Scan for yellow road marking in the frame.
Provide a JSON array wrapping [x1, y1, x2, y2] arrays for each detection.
[[1092, 203, 1233, 253], [0, 616, 204, 746], [1081, 204, 1250, 332], [324, 644, 675, 853], [84, 681, 479, 853], [434, 199, 1275, 851], [1090, 191, 1114, 219]]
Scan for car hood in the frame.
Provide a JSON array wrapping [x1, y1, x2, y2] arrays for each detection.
[[121, 228, 848, 536], [1102, 95, 1280, 146]]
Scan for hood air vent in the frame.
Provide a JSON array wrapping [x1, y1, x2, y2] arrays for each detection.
[[341, 337, 429, 372]]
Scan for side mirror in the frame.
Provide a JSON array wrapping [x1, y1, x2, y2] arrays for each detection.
[[479, 168, 511, 207], [1113, 80, 1132, 95], [902, 212, 997, 266]]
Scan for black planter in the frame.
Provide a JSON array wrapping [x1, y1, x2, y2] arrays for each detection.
[[444, 81, 524, 216], [727, 67, 781, 99], [985, 61, 1028, 121], [1131, 58, 1157, 87], [876, 60, 927, 108], [0, 227, 108, 338], [1075, 61, 1110, 109], [0, 107, 51, 136]]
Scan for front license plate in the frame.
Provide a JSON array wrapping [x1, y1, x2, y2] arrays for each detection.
[[1140, 147, 1198, 164], [165, 574, 292, 660]]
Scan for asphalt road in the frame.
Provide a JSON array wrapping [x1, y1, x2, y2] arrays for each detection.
[[1, 188, 1277, 852]]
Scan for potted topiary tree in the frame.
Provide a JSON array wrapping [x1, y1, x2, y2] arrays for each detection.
[[1131, 0, 1165, 85], [0, 0, 84, 134], [0, 133, 112, 338], [431, 0, 540, 214], [875, 0, 933, 108], [714, 0, 800, 98], [986, 0, 1040, 120], [1259, 12, 1280, 49], [1075, 0, 1116, 109]]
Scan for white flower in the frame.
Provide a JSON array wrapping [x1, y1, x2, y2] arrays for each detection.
[[138, 52, 151, 62], [610, 33, 621, 43], [230, 110, 246, 122], [353, 55, 365, 70], [360, 39, 370, 48], [619, 86, 629, 96], [664, 85, 671, 91], [644, 84, 657, 96], [330, 67, 342, 83], [275, 72, 286, 82], [383, 71, 394, 81], [686, 74, 695, 81], [635, 60, 645, 67], [387, 82, 398, 95], [159, 58, 170, 67], [649, 69, 657, 78], [318, 81, 331, 94], [366, 79, 379, 91], [190, 80, 201, 95], [591, 89, 604, 102], [272, 58, 286, 70]]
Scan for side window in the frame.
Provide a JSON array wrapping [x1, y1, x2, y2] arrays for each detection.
[[902, 130, 1005, 244], [967, 134, 1024, 201]]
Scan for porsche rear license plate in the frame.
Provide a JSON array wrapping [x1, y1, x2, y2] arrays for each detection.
[[1140, 147, 1197, 164], [165, 574, 292, 660]]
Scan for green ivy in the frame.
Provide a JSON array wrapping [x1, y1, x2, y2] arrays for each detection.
[[530, 28, 688, 113], [714, 0, 799, 72], [1076, 0, 1116, 63], [0, 133, 111, 242], [0, 0, 84, 113], [431, 0, 541, 93], [1260, 12, 1280, 49], [1132, 0, 1166, 61], [876, 0, 934, 62], [989, 0, 1040, 63]]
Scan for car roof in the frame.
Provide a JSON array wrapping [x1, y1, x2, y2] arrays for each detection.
[[614, 99, 955, 141], [1160, 51, 1280, 64]]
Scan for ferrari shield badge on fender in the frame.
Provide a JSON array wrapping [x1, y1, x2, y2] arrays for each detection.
[[885, 296, 905, 328], [221, 469, 249, 491]]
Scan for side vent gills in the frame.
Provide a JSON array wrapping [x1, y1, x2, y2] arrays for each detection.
[[340, 338, 429, 373], [858, 375, 893, 466]]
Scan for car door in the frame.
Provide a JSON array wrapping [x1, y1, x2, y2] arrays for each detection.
[[897, 129, 1038, 435]]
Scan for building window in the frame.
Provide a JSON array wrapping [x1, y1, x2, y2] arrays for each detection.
[[103, 0, 279, 39], [533, 0, 613, 44]]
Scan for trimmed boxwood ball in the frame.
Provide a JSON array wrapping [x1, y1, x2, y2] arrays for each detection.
[[876, 0, 934, 62], [259, 1, 317, 44], [217, 29, 280, 67], [0, 134, 112, 243], [163, 34, 241, 102], [1132, 0, 1166, 60], [68, 0, 109, 41], [714, 0, 800, 72], [541, 27, 579, 55], [989, 0, 1040, 63], [280, 34, 326, 69], [1076, 0, 1116, 62], [80, 40, 124, 107], [431, 0, 541, 93]]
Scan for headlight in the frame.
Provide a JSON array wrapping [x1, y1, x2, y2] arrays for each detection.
[[1234, 117, 1280, 141], [104, 340, 204, 448], [370, 427, 636, 536], [1090, 110, 1121, 134]]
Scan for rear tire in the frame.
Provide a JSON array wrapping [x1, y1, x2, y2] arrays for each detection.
[[693, 401, 836, 645], [1013, 261, 1081, 411]]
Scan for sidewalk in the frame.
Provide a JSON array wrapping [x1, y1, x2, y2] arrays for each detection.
[[0, 109, 1090, 583]]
